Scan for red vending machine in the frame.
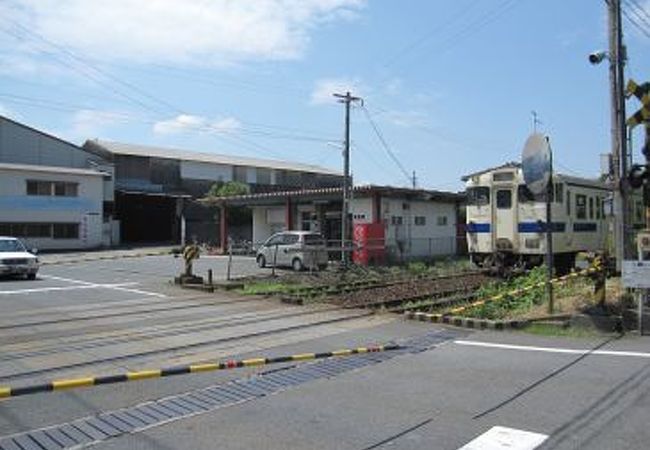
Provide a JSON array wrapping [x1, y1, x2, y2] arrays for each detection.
[[352, 223, 385, 266]]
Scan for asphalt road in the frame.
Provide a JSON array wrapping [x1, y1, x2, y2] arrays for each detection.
[[1, 254, 650, 449]]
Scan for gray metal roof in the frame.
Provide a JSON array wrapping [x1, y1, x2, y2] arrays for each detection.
[[201, 184, 463, 205], [0, 162, 108, 177], [86, 139, 342, 176]]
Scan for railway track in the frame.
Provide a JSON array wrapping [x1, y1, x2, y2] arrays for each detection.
[[0, 305, 348, 363], [0, 309, 373, 383], [274, 269, 487, 299]]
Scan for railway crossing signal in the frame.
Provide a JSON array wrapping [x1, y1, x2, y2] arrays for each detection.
[[626, 79, 650, 129]]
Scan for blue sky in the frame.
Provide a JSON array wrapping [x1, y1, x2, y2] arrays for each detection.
[[0, 0, 649, 192]]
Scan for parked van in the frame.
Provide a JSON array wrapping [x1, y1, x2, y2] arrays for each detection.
[[256, 231, 328, 271]]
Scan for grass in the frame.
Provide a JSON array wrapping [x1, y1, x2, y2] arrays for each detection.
[[238, 280, 306, 296], [523, 322, 606, 338], [439, 266, 610, 321]]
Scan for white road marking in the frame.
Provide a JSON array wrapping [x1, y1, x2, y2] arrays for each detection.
[[39, 274, 167, 298], [0, 282, 138, 295], [458, 426, 548, 450], [454, 340, 650, 359]]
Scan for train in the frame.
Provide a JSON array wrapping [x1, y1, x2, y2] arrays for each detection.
[[463, 162, 645, 273]]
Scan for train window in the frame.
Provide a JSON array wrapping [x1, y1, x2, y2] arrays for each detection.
[[555, 184, 563, 204], [636, 201, 644, 224], [576, 194, 587, 219], [496, 190, 512, 209], [589, 197, 594, 219], [467, 187, 490, 206], [493, 172, 514, 182], [517, 185, 535, 203], [566, 190, 571, 215]]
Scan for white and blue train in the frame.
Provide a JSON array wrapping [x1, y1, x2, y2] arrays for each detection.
[[463, 163, 645, 273]]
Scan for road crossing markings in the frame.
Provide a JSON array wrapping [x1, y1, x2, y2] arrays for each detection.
[[458, 426, 548, 450], [454, 340, 650, 358], [40, 274, 167, 298], [0, 282, 139, 295]]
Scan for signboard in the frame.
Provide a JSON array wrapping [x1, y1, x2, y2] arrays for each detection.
[[622, 260, 650, 288], [521, 133, 551, 195]]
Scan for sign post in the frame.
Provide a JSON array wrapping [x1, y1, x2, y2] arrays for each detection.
[[522, 133, 554, 313]]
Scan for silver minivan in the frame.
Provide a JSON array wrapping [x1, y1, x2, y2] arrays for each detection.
[[256, 231, 328, 271]]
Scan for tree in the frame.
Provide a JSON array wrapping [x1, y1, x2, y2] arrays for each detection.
[[207, 181, 250, 197]]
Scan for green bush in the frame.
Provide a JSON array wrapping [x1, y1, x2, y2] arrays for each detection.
[[470, 266, 547, 319]]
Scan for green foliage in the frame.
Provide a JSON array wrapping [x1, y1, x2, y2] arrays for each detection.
[[238, 280, 304, 295], [407, 261, 429, 275], [469, 266, 548, 319], [208, 181, 250, 197]]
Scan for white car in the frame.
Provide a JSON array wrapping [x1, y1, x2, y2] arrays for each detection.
[[256, 231, 328, 271], [0, 237, 39, 280]]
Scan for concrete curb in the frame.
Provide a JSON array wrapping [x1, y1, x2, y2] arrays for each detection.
[[404, 311, 529, 331], [0, 344, 399, 400], [41, 250, 172, 266]]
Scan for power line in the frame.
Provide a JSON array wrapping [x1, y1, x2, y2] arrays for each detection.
[[382, 0, 479, 68], [622, 6, 650, 39], [626, 0, 650, 24], [361, 105, 412, 186], [621, 1, 650, 38]]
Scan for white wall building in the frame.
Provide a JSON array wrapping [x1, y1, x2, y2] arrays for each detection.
[[208, 185, 464, 262], [0, 163, 109, 250], [0, 115, 115, 250]]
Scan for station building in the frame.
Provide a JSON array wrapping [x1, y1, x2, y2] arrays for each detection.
[[203, 185, 465, 262], [82, 140, 343, 246], [0, 115, 115, 250]]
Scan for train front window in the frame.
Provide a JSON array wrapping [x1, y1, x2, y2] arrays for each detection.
[[467, 187, 490, 206], [496, 190, 512, 209], [518, 185, 535, 203]]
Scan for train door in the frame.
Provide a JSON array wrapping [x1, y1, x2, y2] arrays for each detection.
[[492, 188, 517, 251]]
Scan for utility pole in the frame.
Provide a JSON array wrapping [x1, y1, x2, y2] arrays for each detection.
[[333, 91, 363, 266], [608, 0, 631, 269], [531, 111, 542, 133], [412, 171, 417, 189]]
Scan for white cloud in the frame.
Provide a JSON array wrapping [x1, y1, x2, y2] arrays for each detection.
[[69, 109, 130, 138], [153, 114, 241, 135], [310, 77, 366, 105], [1, 1, 365, 66], [382, 110, 428, 128]]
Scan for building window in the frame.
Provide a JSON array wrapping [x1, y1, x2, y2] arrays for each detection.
[[53, 223, 80, 239], [588, 197, 594, 219], [256, 168, 271, 185], [0, 223, 79, 239], [566, 190, 571, 215], [414, 216, 426, 226], [301, 212, 315, 231], [391, 216, 403, 226], [437, 216, 448, 226], [233, 166, 248, 183], [576, 194, 587, 219], [26, 180, 78, 197]]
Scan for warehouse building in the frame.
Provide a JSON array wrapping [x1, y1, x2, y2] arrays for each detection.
[[83, 140, 343, 245], [0, 115, 115, 250]]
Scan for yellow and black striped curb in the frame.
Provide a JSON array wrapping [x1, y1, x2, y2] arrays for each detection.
[[405, 311, 528, 330], [41, 250, 173, 266], [0, 344, 399, 400], [445, 265, 602, 316]]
